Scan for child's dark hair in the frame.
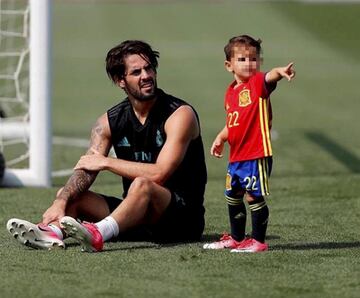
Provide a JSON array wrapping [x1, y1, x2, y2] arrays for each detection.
[[106, 40, 160, 83], [224, 35, 262, 61]]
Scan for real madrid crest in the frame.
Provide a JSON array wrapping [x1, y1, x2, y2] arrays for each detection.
[[238, 89, 251, 107]]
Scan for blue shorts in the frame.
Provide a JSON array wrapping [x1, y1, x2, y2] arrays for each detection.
[[225, 157, 273, 199]]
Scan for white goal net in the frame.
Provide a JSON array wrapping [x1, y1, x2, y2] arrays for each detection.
[[0, 0, 51, 187]]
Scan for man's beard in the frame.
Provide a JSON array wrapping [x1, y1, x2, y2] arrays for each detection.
[[125, 79, 157, 102]]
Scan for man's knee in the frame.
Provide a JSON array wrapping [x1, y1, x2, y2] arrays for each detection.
[[128, 177, 154, 196]]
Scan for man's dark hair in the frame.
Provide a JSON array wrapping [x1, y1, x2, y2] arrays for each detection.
[[106, 40, 160, 83], [224, 35, 262, 61]]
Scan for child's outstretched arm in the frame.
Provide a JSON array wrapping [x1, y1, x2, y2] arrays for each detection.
[[265, 62, 296, 83], [210, 125, 228, 158]]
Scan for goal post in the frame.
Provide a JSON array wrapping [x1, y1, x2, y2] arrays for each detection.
[[0, 0, 52, 187]]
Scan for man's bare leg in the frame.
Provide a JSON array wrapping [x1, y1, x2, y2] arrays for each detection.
[[60, 177, 172, 252]]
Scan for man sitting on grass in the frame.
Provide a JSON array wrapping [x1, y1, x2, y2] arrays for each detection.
[[7, 40, 207, 252]]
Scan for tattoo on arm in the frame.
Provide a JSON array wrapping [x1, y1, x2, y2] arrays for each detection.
[[89, 119, 104, 153], [60, 169, 98, 201], [59, 117, 109, 201]]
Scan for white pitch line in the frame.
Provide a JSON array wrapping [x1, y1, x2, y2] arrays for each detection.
[[52, 136, 89, 147], [52, 169, 74, 177], [51, 136, 116, 177], [52, 136, 86, 177]]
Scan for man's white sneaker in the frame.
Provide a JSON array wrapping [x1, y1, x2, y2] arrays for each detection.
[[6, 218, 65, 250]]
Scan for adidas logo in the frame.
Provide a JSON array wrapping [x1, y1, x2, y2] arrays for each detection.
[[117, 136, 130, 147], [234, 212, 245, 219]]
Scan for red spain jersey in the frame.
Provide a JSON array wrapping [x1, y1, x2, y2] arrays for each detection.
[[225, 72, 276, 162]]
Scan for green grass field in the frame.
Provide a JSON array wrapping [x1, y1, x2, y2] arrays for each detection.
[[1, 1, 360, 297]]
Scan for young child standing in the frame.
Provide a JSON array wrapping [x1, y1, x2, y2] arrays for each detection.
[[203, 35, 295, 253]]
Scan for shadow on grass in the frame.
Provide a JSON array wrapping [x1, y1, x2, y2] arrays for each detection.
[[306, 131, 360, 173], [271, 241, 360, 251], [64, 241, 161, 252], [201, 233, 281, 242], [89, 234, 234, 252], [200, 234, 360, 251], [65, 237, 360, 252], [104, 239, 360, 252]]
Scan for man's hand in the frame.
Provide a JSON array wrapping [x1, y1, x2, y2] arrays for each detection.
[[74, 149, 108, 172], [42, 114, 112, 226], [42, 198, 66, 225]]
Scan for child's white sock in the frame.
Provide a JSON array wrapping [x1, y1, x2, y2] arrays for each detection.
[[95, 216, 119, 242]]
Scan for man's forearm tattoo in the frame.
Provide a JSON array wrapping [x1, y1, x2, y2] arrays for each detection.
[[61, 170, 98, 201], [60, 118, 105, 201]]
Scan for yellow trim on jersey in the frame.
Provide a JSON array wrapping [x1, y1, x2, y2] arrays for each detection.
[[259, 98, 268, 156], [262, 99, 272, 155], [259, 97, 272, 156]]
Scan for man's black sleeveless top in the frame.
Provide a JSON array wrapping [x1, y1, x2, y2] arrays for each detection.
[[107, 89, 207, 212]]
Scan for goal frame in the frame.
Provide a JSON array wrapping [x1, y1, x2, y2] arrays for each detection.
[[1, 0, 52, 187]]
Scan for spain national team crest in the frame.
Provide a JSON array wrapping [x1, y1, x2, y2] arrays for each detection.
[[238, 89, 251, 107], [226, 173, 232, 191]]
